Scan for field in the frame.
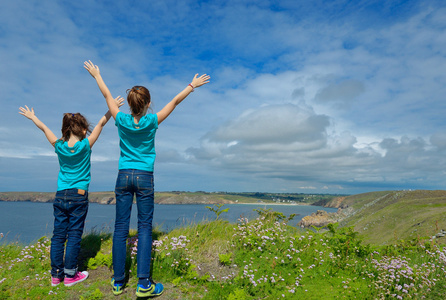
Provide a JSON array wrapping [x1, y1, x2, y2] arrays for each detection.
[[2, 190, 446, 299]]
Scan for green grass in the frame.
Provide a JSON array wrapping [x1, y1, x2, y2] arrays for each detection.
[[2, 205, 446, 299], [336, 190, 446, 245]]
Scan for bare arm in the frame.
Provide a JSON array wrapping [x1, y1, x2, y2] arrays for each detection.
[[157, 73, 210, 125], [88, 96, 124, 148], [84, 60, 120, 119], [19, 106, 58, 147]]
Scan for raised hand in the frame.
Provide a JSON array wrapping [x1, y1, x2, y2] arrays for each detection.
[[19, 105, 36, 120], [18, 105, 58, 146], [191, 74, 211, 88], [84, 60, 100, 78], [115, 96, 125, 108]]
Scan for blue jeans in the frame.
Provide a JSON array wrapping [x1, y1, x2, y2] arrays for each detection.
[[112, 169, 154, 282], [50, 188, 89, 278]]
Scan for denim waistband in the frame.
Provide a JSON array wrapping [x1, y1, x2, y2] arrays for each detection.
[[56, 188, 87, 196], [118, 169, 154, 176]]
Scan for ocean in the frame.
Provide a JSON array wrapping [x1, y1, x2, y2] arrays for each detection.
[[0, 201, 337, 244]]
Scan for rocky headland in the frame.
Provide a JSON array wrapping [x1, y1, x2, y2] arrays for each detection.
[[297, 196, 353, 228]]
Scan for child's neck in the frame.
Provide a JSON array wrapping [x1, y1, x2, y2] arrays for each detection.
[[67, 135, 81, 147], [133, 113, 145, 124], [133, 106, 149, 124]]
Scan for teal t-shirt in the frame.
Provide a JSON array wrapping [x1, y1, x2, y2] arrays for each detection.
[[115, 111, 158, 171], [54, 138, 91, 191]]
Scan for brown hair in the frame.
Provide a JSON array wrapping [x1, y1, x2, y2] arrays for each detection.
[[126, 86, 151, 116], [61, 113, 91, 141]]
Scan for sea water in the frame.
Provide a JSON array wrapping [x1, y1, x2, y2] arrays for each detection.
[[0, 201, 337, 244]]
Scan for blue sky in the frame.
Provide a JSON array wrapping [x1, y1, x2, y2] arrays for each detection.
[[2, 0, 446, 194]]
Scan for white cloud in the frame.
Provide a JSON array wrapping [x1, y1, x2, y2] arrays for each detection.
[[314, 80, 365, 108], [187, 95, 446, 192], [2, 1, 446, 194], [208, 104, 329, 145]]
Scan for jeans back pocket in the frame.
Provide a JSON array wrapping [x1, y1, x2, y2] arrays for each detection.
[[136, 174, 154, 193], [115, 174, 129, 191]]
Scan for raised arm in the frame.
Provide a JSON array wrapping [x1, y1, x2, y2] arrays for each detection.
[[84, 60, 120, 119], [157, 73, 210, 125], [19, 106, 58, 147], [88, 96, 124, 148]]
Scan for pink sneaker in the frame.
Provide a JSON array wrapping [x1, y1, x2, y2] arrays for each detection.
[[51, 277, 63, 287], [64, 271, 89, 287]]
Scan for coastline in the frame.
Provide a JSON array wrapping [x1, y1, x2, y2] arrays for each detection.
[[0, 199, 313, 206], [231, 202, 311, 206], [0, 191, 337, 206]]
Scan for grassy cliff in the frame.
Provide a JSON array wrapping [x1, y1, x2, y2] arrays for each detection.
[[2, 207, 446, 299], [328, 190, 446, 245]]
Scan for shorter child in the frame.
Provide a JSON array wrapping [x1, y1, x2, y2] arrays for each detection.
[[19, 98, 123, 287]]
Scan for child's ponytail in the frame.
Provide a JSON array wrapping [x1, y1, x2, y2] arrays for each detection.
[[61, 113, 91, 141], [127, 86, 151, 116]]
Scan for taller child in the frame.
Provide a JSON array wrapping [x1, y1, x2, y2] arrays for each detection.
[[84, 60, 210, 297]]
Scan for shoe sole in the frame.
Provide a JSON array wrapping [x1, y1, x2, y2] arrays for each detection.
[[135, 287, 155, 298], [135, 290, 163, 298], [64, 275, 88, 287], [151, 290, 164, 297]]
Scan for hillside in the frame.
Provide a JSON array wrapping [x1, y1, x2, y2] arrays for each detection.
[[2, 205, 446, 299], [0, 191, 339, 205], [326, 190, 446, 245], [0, 191, 117, 204]]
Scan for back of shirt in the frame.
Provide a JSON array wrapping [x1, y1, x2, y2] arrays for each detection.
[[55, 138, 91, 191], [115, 112, 158, 172]]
